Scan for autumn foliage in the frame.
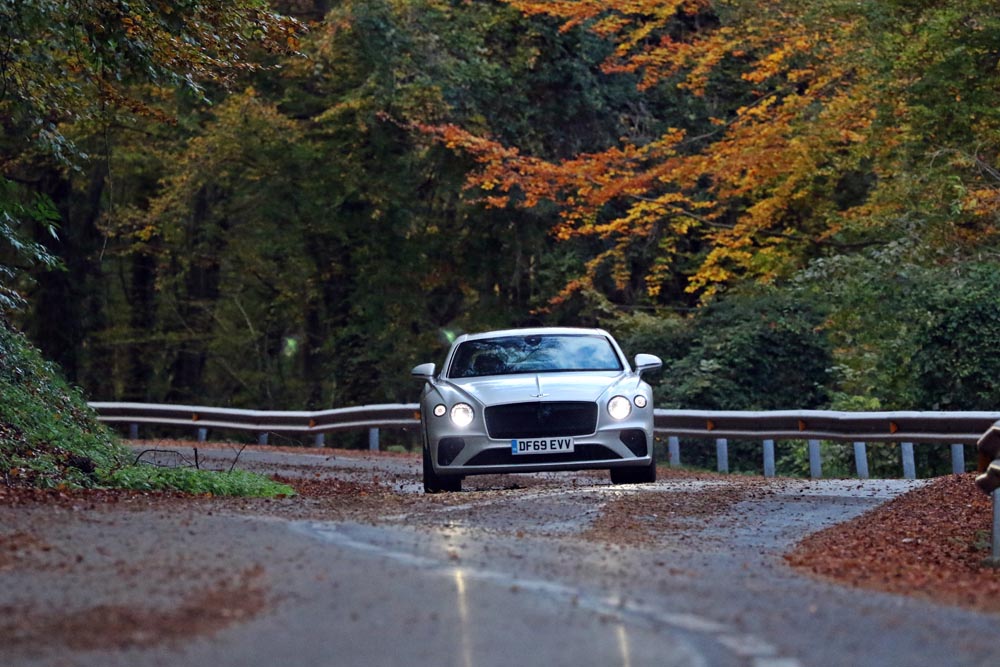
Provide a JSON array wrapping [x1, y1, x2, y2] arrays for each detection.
[[422, 0, 1000, 303], [6, 0, 1000, 419]]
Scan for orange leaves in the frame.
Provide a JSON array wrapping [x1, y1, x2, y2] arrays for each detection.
[[416, 121, 689, 222]]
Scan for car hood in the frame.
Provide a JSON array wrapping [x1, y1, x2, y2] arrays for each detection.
[[444, 372, 637, 406]]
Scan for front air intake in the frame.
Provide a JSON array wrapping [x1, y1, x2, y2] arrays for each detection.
[[619, 430, 648, 457]]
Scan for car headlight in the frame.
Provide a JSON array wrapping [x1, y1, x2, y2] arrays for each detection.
[[432, 404, 447, 418], [608, 396, 632, 420], [634, 395, 648, 409], [450, 403, 474, 427]]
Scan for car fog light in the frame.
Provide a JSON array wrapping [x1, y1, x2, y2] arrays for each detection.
[[634, 395, 648, 409], [450, 403, 474, 427], [608, 396, 632, 420], [433, 404, 447, 418]]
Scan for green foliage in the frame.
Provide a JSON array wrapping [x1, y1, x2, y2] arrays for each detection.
[[0, 318, 128, 487], [796, 251, 1000, 411], [104, 466, 295, 497], [793, 247, 922, 408], [0, 319, 292, 496], [0, 178, 62, 312], [909, 265, 1000, 411], [619, 289, 831, 411], [605, 310, 693, 370]]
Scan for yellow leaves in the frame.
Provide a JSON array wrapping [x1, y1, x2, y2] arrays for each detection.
[[121, 15, 144, 38], [961, 187, 1000, 219], [786, 67, 815, 84], [735, 94, 778, 120], [743, 43, 796, 84], [548, 276, 595, 308], [510, 0, 718, 92], [136, 225, 159, 242], [592, 14, 632, 39], [838, 129, 866, 143], [686, 257, 733, 297]]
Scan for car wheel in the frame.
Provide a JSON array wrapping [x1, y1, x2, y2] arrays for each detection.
[[609, 466, 631, 485], [423, 446, 462, 493], [636, 454, 657, 483], [610, 456, 656, 485]]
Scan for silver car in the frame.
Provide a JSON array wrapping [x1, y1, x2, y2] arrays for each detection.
[[411, 327, 662, 493]]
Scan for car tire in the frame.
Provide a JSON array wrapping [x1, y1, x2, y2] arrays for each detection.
[[423, 446, 462, 493], [610, 456, 657, 485], [609, 467, 631, 485], [637, 454, 657, 483]]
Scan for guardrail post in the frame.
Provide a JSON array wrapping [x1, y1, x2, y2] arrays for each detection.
[[128, 423, 139, 440], [900, 442, 916, 480], [313, 433, 325, 448], [853, 441, 869, 479], [668, 436, 680, 466], [258, 432, 269, 446], [197, 427, 207, 443], [716, 438, 729, 473], [808, 440, 822, 479], [368, 427, 380, 451], [763, 439, 776, 478], [951, 443, 966, 474]]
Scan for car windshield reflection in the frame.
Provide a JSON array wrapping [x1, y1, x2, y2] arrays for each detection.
[[448, 334, 623, 378]]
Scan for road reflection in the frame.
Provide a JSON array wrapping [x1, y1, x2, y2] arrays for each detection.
[[454, 568, 474, 667], [617, 624, 632, 667]]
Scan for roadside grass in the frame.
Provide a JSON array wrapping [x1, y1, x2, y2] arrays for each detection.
[[105, 466, 294, 496], [0, 321, 293, 498]]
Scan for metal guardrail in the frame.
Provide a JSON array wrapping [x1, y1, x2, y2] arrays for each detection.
[[89, 401, 420, 447], [91, 401, 998, 460], [90, 403, 1000, 441], [654, 409, 1000, 444]]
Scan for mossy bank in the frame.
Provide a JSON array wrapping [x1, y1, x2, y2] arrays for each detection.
[[0, 320, 293, 497]]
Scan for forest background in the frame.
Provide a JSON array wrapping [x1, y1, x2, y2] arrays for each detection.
[[3, 0, 1000, 476]]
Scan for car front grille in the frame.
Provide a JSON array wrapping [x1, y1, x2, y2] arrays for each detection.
[[484, 401, 598, 439]]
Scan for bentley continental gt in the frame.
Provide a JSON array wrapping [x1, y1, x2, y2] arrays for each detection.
[[411, 327, 662, 493]]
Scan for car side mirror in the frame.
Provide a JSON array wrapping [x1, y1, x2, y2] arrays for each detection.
[[411, 362, 436, 380], [633, 354, 662, 376]]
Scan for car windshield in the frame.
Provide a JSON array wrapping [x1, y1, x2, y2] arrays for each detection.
[[448, 334, 623, 378]]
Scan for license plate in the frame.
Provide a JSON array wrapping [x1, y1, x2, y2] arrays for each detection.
[[511, 437, 575, 455]]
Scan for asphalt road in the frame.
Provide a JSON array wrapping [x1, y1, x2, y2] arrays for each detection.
[[2, 445, 997, 667]]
